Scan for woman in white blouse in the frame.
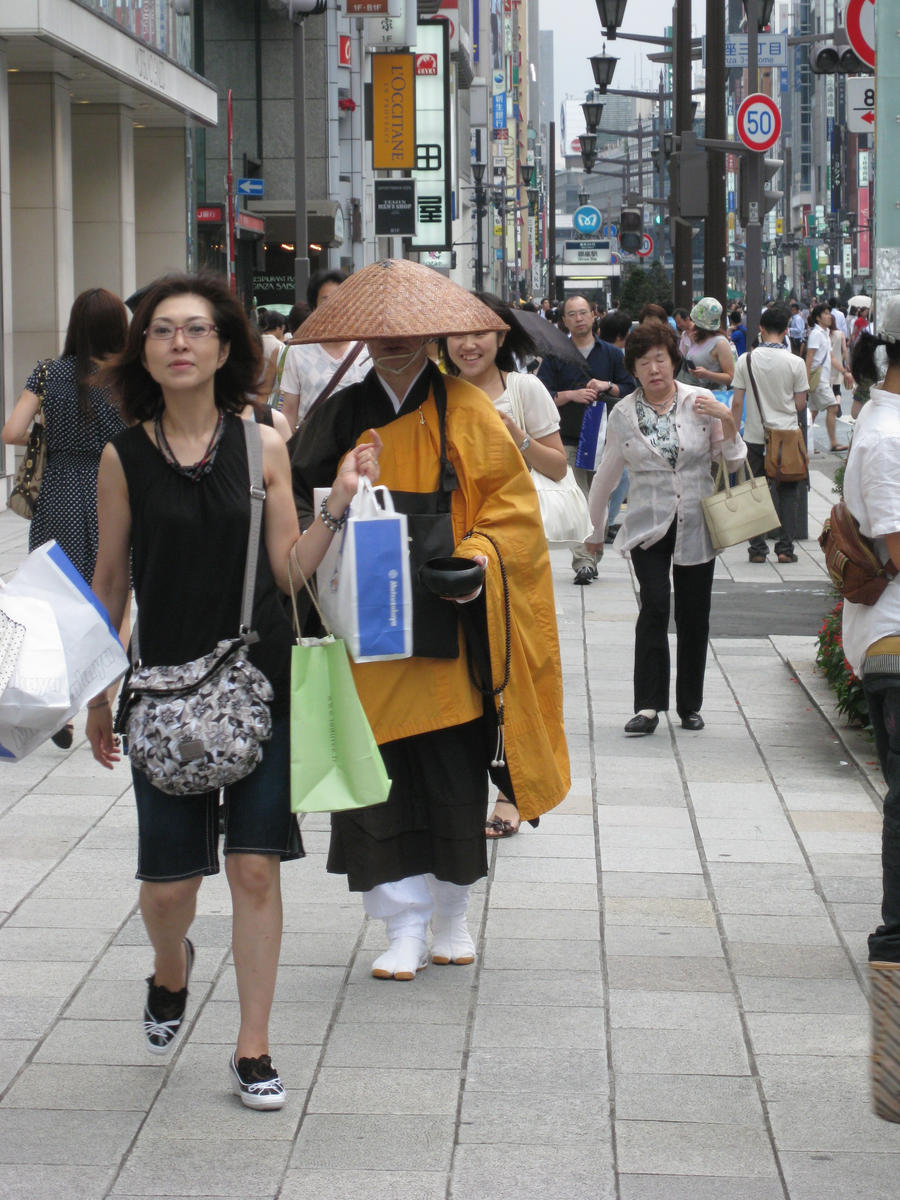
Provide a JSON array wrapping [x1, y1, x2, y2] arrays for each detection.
[[587, 321, 746, 736], [440, 293, 566, 839]]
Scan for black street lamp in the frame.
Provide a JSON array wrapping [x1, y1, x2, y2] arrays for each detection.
[[594, 0, 628, 38], [520, 162, 534, 188], [582, 149, 597, 174], [578, 188, 590, 207], [579, 132, 598, 158], [589, 52, 618, 93], [582, 96, 605, 132]]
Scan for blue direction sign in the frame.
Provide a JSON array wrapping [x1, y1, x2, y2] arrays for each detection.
[[573, 205, 602, 235], [237, 177, 265, 197]]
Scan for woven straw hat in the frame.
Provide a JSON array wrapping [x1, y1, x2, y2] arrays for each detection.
[[292, 259, 508, 343]]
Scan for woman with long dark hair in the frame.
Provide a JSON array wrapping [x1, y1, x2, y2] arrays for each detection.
[[3, 288, 129, 747], [85, 271, 379, 1110]]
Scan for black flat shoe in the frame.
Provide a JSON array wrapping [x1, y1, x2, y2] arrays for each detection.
[[50, 722, 74, 750], [624, 713, 659, 736], [680, 712, 705, 731], [573, 566, 595, 585]]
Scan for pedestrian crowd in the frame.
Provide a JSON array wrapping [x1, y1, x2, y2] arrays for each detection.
[[4, 263, 898, 1127]]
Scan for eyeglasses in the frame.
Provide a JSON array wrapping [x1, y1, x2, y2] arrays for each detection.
[[145, 320, 219, 341]]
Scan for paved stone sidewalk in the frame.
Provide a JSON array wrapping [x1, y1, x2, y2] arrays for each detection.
[[1, 474, 899, 1200]]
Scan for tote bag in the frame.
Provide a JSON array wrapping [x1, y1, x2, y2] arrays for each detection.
[[701, 461, 779, 552], [287, 560, 390, 814], [505, 373, 593, 544]]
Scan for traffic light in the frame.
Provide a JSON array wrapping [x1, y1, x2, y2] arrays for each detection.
[[667, 146, 708, 220], [619, 206, 643, 252], [738, 156, 783, 227], [809, 27, 871, 74]]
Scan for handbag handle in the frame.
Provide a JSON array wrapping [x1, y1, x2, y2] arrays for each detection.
[[711, 459, 763, 497]]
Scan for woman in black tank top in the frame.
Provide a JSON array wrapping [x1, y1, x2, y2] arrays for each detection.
[[84, 271, 380, 1110]]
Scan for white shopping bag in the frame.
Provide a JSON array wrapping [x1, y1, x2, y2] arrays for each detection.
[[0, 540, 129, 760], [0, 593, 70, 760], [314, 480, 412, 663]]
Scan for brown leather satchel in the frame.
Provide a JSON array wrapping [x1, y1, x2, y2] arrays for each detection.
[[745, 351, 809, 483], [818, 500, 898, 606]]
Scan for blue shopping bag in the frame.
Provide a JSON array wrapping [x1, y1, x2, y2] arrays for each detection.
[[574, 400, 608, 471]]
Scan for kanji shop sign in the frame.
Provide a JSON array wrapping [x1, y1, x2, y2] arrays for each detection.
[[408, 19, 451, 251]]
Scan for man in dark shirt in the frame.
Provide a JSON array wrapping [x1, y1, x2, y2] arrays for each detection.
[[537, 293, 635, 584]]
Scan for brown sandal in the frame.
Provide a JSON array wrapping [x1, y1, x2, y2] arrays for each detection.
[[485, 799, 521, 839]]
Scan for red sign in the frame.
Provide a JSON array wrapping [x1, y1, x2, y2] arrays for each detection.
[[494, 128, 509, 141], [636, 234, 654, 258], [346, 0, 390, 12], [237, 211, 265, 234], [846, 0, 875, 70], [197, 205, 223, 223], [736, 93, 781, 153], [416, 53, 439, 75], [338, 35, 351, 68]]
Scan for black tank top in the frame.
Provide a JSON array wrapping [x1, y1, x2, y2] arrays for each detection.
[[114, 413, 292, 712]]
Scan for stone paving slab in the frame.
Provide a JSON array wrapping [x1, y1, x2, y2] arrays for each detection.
[[2, 507, 900, 1197]]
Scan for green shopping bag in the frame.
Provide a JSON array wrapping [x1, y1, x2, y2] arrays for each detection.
[[288, 558, 391, 814]]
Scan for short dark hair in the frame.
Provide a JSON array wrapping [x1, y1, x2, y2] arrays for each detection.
[[639, 303, 669, 325], [728, 310, 743, 327], [561, 293, 592, 316], [307, 268, 347, 310], [107, 271, 261, 424], [599, 311, 632, 344], [623, 321, 680, 374], [790, 300, 800, 309], [808, 302, 829, 327], [759, 305, 790, 335], [437, 291, 533, 375]]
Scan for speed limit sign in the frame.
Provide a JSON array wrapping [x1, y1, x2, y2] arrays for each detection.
[[636, 234, 654, 258], [736, 93, 781, 153]]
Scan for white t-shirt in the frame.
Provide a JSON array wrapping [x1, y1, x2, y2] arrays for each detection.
[[281, 341, 372, 423], [733, 345, 808, 444], [841, 388, 900, 675], [806, 324, 831, 383], [495, 371, 560, 439]]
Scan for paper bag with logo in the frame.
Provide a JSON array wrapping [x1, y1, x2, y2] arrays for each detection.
[[315, 479, 412, 663]]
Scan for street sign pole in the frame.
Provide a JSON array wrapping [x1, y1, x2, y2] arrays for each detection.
[[744, 3, 762, 349], [673, 0, 693, 311]]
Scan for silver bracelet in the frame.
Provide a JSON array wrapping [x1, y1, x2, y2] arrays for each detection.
[[320, 496, 347, 534]]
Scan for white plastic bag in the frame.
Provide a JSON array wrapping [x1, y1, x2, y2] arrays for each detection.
[[0, 593, 69, 760], [0, 540, 129, 760], [314, 480, 412, 663]]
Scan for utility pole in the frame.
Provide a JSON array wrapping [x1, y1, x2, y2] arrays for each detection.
[[673, 0, 693, 309], [704, 0, 727, 302], [548, 120, 558, 304], [293, 16, 310, 304], [875, 1, 900, 310]]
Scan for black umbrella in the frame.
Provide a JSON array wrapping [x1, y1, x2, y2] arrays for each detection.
[[505, 307, 592, 376]]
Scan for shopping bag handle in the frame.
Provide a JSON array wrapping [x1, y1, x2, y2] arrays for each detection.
[[287, 550, 333, 642], [711, 459, 762, 497], [352, 476, 396, 516]]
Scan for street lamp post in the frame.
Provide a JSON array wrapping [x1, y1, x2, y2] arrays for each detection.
[[472, 162, 487, 293]]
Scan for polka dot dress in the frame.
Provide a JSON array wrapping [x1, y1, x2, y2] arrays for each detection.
[[26, 355, 126, 585]]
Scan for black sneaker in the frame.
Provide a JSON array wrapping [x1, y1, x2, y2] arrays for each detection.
[[143, 938, 194, 1055], [230, 1052, 286, 1110], [573, 565, 595, 585]]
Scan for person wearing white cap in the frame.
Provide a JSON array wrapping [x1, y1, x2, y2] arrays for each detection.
[[843, 295, 900, 1123], [290, 259, 570, 981], [683, 297, 735, 392]]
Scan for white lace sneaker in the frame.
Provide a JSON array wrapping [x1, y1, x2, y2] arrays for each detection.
[[230, 1052, 286, 1110]]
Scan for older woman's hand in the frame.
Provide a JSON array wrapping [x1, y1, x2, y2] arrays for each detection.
[[693, 393, 739, 441]]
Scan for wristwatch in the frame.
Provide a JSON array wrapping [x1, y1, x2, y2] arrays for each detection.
[[519, 434, 531, 452]]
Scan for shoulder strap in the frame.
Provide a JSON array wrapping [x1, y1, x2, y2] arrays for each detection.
[[431, 367, 459, 502], [744, 350, 765, 426], [130, 418, 266, 664], [302, 341, 365, 426]]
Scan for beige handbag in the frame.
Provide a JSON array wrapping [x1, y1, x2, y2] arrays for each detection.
[[701, 461, 779, 551]]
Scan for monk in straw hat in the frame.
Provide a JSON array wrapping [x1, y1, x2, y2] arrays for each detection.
[[291, 259, 570, 980]]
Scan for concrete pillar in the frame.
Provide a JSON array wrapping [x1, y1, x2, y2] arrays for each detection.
[[8, 71, 74, 388], [875, 0, 900, 308], [134, 127, 188, 286], [71, 105, 136, 301]]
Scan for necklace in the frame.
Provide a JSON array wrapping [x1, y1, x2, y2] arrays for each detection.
[[154, 410, 225, 482], [644, 389, 677, 414]]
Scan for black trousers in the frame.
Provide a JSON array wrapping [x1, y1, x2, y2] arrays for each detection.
[[864, 677, 900, 963], [629, 519, 716, 716], [745, 440, 801, 558]]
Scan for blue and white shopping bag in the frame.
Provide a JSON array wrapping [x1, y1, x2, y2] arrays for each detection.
[[315, 480, 412, 663], [575, 399, 608, 471]]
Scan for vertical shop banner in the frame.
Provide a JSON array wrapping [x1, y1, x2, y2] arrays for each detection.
[[371, 54, 416, 170], [858, 187, 871, 274], [408, 20, 451, 251]]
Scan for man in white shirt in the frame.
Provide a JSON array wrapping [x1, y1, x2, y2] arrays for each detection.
[[731, 305, 809, 563]]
